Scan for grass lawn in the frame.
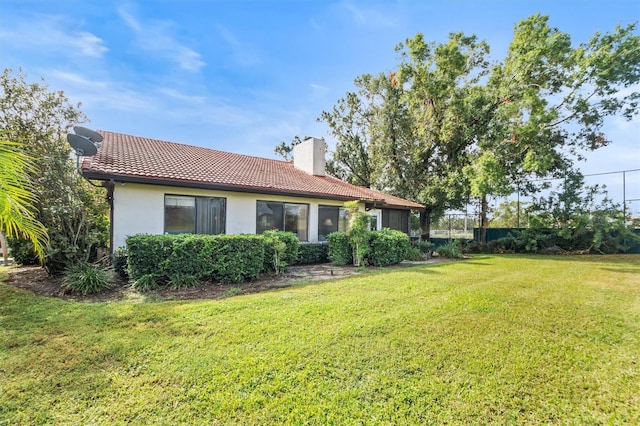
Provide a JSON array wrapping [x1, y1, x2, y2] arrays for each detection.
[[1, 255, 639, 424]]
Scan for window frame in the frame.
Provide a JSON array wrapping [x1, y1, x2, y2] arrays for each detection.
[[256, 200, 310, 241], [317, 205, 348, 241], [164, 194, 226, 235], [382, 208, 410, 234]]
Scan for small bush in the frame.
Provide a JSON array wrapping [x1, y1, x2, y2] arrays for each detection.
[[415, 240, 434, 254], [327, 232, 352, 265], [261, 231, 298, 273], [111, 248, 128, 280], [7, 237, 39, 265], [436, 240, 464, 259], [62, 262, 112, 295], [168, 273, 199, 289], [368, 229, 409, 266], [134, 274, 159, 292], [297, 243, 329, 265], [405, 246, 424, 261]]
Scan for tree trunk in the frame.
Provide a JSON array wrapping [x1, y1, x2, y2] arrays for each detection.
[[479, 195, 489, 244], [419, 208, 432, 241], [0, 231, 8, 266]]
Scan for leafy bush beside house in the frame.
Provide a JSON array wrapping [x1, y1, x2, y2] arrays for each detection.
[[261, 231, 299, 273], [368, 229, 410, 266], [126, 234, 264, 287], [327, 229, 409, 267], [296, 243, 329, 265], [327, 232, 353, 266]]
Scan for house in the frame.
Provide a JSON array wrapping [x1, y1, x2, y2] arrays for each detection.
[[81, 131, 424, 251]]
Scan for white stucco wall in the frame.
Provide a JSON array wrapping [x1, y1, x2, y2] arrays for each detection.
[[111, 182, 352, 249]]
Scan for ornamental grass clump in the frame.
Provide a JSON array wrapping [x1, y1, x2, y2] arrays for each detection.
[[62, 261, 112, 295]]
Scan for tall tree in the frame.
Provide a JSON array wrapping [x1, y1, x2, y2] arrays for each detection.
[[0, 139, 48, 264], [323, 33, 495, 239], [321, 15, 639, 241], [468, 15, 640, 243], [0, 68, 108, 274], [319, 78, 378, 187]]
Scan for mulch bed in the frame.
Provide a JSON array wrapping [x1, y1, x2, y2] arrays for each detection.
[[2, 258, 454, 303]]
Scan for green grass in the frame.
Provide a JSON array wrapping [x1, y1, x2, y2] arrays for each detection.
[[1, 255, 639, 424]]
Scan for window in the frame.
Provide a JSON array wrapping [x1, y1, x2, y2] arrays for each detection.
[[165, 195, 226, 235], [369, 214, 378, 231], [318, 205, 348, 241], [382, 209, 409, 234], [257, 201, 309, 241]]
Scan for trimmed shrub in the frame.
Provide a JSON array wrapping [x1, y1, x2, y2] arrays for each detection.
[[125, 234, 265, 287], [126, 234, 176, 281], [327, 232, 352, 265], [297, 243, 329, 265], [261, 231, 299, 272], [62, 262, 112, 295], [368, 229, 409, 266]]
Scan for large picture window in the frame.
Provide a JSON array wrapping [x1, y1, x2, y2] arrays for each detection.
[[257, 201, 309, 241], [317, 205, 349, 241], [165, 195, 226, 235]]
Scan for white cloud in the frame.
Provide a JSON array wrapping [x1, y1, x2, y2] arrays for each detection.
[[310, 83, 330, 92], [338, 2, 398, 29], [0, 15, 107, 58], [117, 6, 205, 72], [216, 25, 263, 66]]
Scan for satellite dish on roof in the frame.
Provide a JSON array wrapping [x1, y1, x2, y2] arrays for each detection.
[[67, 133, 98, 157], [73, 126, 103, 144]]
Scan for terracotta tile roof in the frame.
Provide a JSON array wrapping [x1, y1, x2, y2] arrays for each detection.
[[82, 131, 424, 209]]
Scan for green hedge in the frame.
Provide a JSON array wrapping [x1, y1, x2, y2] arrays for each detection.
[[368, 229, 409, 266], [296, 243, 329, 265], [261, 231, 299, 272], [126, 234, 264, 286], [327, 232, 352, 265]]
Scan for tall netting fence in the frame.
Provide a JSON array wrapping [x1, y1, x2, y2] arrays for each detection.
[[424, 169, 640, 241]]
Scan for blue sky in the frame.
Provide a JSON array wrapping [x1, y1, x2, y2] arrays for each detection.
[[1, 0, 639, 208]]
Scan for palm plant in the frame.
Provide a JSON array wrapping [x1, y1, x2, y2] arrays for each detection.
[[0, 139, 48, 263]]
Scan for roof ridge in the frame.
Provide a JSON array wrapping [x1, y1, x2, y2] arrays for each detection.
[[97, 130, 293, 165]]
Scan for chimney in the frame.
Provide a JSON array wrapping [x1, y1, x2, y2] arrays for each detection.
[[293, 137, 326, 176]]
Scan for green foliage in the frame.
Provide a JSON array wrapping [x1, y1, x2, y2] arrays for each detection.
[[296, 243, 329, 265], [436, 240, 464, 259], [368, 229, 409, 266], [0, 139, 48, 261], [0, 69, 109, 275], [274, 135, 302, 161], [62, 262, 112, 295], [111, 248, 128, 280], [261, 231, 299, 273], [168, 273, 199, 290], [126, 234, 265, 288], [133, 274, 158, 292], [327, 232, 353, 266], [489, 201, 526, 228], [414, 240, 434, 254], [344, 201, 370, 266], [7, 237, 39, 265], [404, 246, 424, 261], [319, 17, 640, 240]]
